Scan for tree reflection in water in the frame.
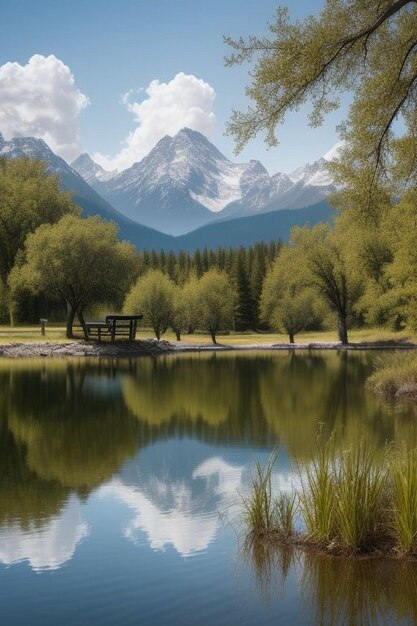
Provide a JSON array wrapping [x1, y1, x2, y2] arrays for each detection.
[[243, 537, 417, 626], [1, 352, 417, 573]]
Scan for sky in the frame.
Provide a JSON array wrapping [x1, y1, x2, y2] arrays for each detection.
[[0, 0, 350, 175]]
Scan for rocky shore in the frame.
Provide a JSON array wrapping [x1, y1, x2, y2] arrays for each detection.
[[1, 338, 417, 359]]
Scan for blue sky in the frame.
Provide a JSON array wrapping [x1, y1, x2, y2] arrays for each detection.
[[0, 0, 349, 173]]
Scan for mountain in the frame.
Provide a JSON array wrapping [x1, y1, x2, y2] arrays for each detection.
[[0, 132, 174, 251], [73, 128, 335, 236], [175, 200, 333, 252], [71, 152, 116, 185], [0, 131, 335, 252]]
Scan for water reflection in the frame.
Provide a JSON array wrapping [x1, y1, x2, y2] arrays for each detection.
[[243, 539, 417, 626], [0, 352, 416, 574], [0, 495, 88, 572]]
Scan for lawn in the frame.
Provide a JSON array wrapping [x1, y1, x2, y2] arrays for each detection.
[[0, 324, 415, 346]]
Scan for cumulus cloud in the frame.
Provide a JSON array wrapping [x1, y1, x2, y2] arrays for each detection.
[[0, 54, 89, 162], [94, 72, 216, 172]]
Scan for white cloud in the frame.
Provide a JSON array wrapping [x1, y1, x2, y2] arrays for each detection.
[[0, 54, 89, 162], [0, 495, 89, 571], [94, 72, 216, 172]]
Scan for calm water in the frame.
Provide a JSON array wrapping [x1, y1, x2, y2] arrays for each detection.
[[1, 351, 417, 625]]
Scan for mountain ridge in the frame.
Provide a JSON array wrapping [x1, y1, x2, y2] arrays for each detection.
[[0, 130, 335, 252], [72, 127, 336, 235]]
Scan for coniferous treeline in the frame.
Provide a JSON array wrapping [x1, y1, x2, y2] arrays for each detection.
[[135, 242, 282, 330]]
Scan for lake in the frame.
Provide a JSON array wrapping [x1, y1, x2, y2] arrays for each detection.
[[1, 351, 417, 625]]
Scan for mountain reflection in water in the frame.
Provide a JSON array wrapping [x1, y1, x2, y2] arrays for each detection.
[[1, 352, 417, 625]]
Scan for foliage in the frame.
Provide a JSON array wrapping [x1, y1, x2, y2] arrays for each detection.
[[225, 1, 417, 181], [124, 269, 175, 340], [0, 158, 78, 281], [196, 268, 237, 343], [289, 224, 362, 344], [10, 214, 138, 338], [0, 158, 79, 322], [261, 246, 321, 343]]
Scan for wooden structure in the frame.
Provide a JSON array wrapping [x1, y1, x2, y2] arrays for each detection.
[[84, 314, 143, 341]]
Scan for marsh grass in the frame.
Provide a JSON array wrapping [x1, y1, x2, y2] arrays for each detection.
[[241, 452, 278, 535], [241, 450, 297, 539], [274, 492, 297, 540], [367, 352, 417, 398], [299, 442, 337, 543], [242, 442, 417, 556], [334, 444, 387, 550], [392, 447, 417, 554]]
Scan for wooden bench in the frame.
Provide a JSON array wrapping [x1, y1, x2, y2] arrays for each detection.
[[83, 315, 143, 341]]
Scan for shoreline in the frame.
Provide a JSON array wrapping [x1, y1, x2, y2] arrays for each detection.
[[245, 532, 417, 562], [1, 338, 417, 358]]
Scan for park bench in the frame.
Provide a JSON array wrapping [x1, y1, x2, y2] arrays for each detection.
[[83, 314, 143, 341]]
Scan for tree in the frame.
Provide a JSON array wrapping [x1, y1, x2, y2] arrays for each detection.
[[0, 157, 79, 323], [234, 249, 257, 330], [124, 269, 175, 340], [289, 224, 361, 344], [197, 268, 237, 344], [10, 215, 138, 338], [171, 285, 189, 341], [261, 247, 319, 343], [226, 2, 417, 174]]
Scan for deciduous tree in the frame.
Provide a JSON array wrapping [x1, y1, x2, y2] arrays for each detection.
[[124, 269, 175, 340], [197, 268, 237, 344], [10, 215, 138, 338], [0, 158, 78, 323]]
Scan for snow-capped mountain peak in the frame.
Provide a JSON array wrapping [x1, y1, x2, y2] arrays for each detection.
[[70, 128, 336, 235], [289, 157, 332, 187], [71, 153, 115, 185]]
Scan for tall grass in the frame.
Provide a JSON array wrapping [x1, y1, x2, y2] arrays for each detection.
[[242, 442, 417, 555], [367, 352, 417, 398], [241, 451, 278, 535], [392, 447, 417, 554], [299, 443, 336, 543], [334, 444, 386, 550], [241, 450, 297, 538]]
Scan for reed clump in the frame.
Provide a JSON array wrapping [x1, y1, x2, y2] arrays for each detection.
[[367, 353, 417, 399], [242, 443, 417, 557], [241, 451, 297, 540]]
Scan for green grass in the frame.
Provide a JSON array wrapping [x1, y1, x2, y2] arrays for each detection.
[[243, 443, 417, 556], [0, 324, 415, 346], [368, 352, 417, 398], [392, 447, 417, 553], [334, 444, 386, 550], [299, 441, 337, 544], [241, 452, 278, 535]]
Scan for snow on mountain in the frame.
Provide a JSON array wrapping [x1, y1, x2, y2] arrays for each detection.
[[289, 157, 333, 187], [71, 153, 116, 185], [0, 131, 174, 251], [71, 128, 336, 235]]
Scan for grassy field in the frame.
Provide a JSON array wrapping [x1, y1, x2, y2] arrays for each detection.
[[0, 324, 415, 345]]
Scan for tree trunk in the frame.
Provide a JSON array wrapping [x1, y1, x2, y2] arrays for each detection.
[[175, 329, 181, 341], [289, 332, 295, 344], [78, 309, 89, 340], [338, 313, 348, 345], [154, 326, 161, 340], [66, 302, 76, 339], [9, 302, 14, 327], [210, 330, 217, 344]]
